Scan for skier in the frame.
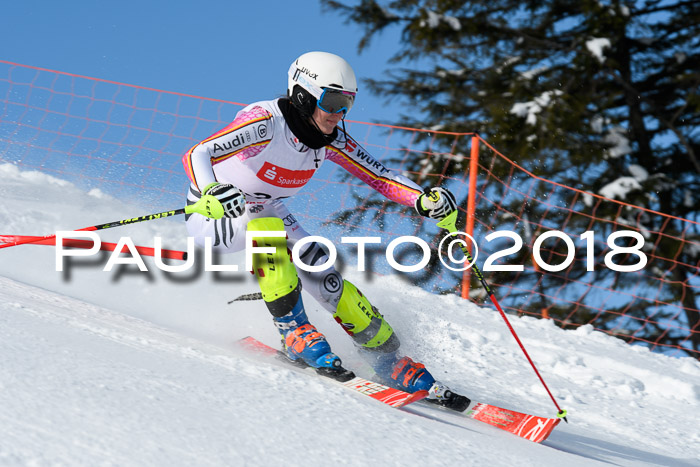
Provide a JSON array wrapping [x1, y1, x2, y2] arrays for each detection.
[[182, 51, 468, 411]]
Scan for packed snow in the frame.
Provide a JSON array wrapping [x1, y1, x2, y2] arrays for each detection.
[[0, 164, 699, 466]]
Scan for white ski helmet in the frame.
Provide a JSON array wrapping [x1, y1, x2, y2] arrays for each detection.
[[287, 51, 358, 116]]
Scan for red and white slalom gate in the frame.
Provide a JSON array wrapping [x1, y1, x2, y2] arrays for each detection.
[[238, 337, 559, 443]]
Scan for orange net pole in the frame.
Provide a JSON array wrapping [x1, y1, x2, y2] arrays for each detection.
[[462, 135, 480, 299]]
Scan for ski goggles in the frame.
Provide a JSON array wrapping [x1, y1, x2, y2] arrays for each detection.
[[317, 88, 356, 114]]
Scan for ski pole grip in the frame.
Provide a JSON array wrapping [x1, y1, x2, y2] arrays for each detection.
[[436, 210, 459, 233], [185, 194, 225, 220]]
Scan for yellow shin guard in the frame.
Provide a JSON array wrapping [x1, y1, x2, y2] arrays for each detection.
[[247, 217, 299, 317], [334, 281, 399, 352]]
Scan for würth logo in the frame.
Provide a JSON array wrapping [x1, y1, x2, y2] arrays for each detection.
[[256, 161, 314, 188]]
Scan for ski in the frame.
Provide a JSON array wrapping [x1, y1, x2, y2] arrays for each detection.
[[237, 336, 428, 409], [238, 337, 559, 442], [462, 401, 560, 443], [412, 391, 560, 443]]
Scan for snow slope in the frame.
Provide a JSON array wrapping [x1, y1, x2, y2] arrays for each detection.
[[1, 164, 699, 466]]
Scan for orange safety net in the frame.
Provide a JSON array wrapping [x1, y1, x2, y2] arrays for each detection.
[[466, 136, 699, 359], [1, 60, 697, 358]]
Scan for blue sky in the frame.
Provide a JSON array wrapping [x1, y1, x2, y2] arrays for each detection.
[[1, 0, 404, 124]]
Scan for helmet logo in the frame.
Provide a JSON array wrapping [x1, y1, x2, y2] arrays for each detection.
[[294, 67, 318, 81]]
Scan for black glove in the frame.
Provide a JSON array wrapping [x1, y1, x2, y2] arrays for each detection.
[[202, 182, 246, 218], [415, 187, 457, 220]]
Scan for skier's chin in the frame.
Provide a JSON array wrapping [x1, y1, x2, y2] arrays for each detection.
[[311, 110, 341, 135], [318, 121, 338, 135]]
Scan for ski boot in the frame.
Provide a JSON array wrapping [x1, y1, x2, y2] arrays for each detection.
[[390, 356, 471, 412], [273, 294, 355, 382], [426, 381, 471, 412], [248, 217, 354, 382]]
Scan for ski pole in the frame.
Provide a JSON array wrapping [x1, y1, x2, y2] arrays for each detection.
[[0, 235, 187, 260], [436, 208, 568, 422], [0, 193, 225, 250]]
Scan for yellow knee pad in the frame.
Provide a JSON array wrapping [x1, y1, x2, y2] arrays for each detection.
[[334, 281, 399, 352]]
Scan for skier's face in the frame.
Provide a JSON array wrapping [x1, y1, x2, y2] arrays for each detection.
[[311, 106, 343, 135]]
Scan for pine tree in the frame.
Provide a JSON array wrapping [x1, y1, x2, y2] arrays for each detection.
[[324, 0, 700, 357]]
